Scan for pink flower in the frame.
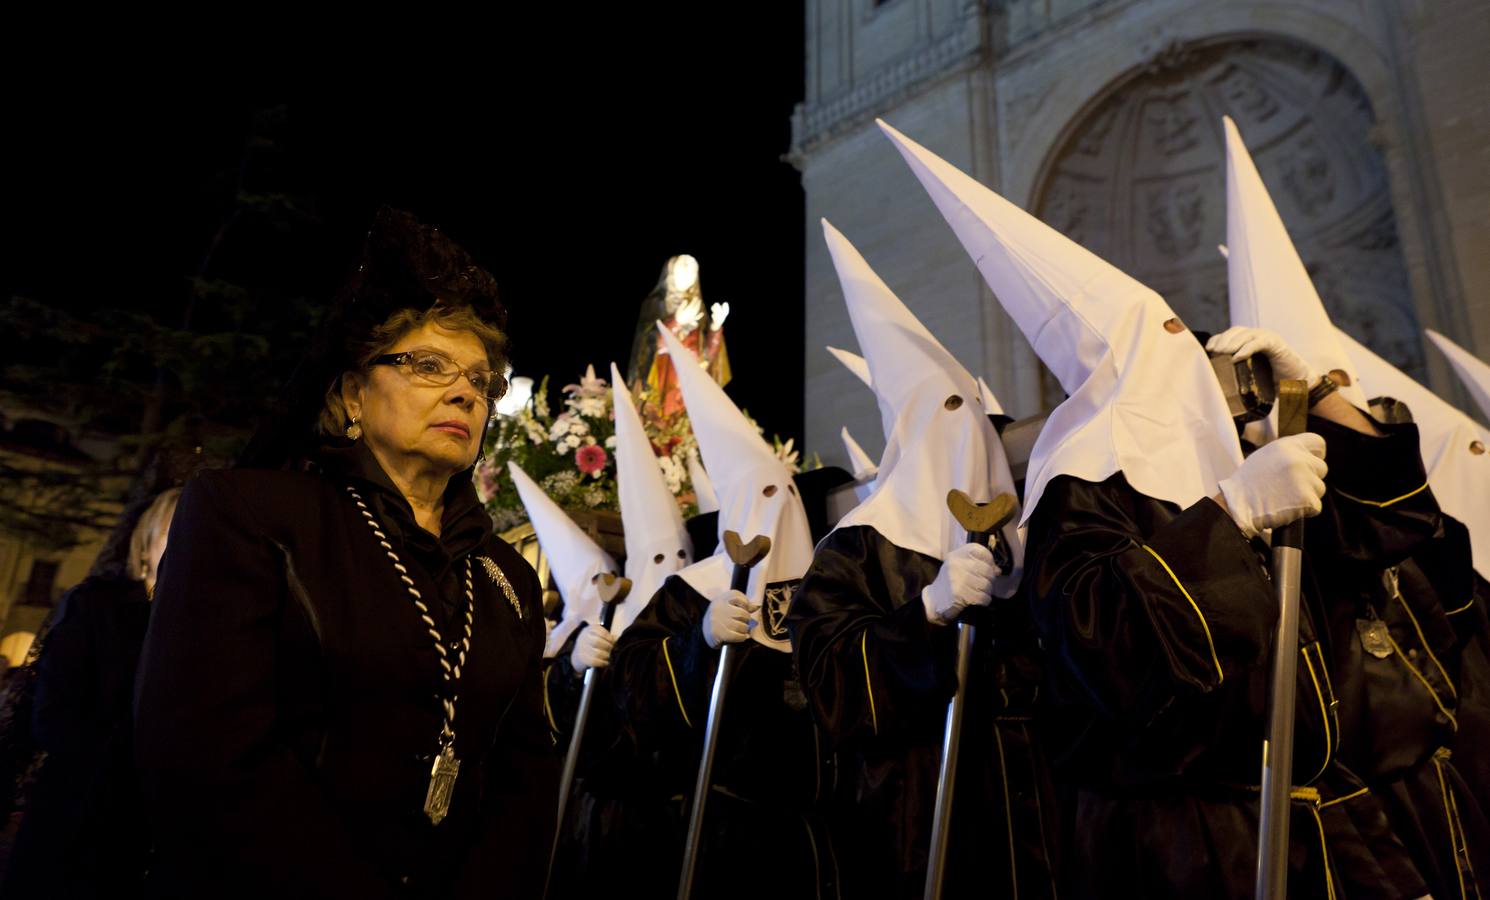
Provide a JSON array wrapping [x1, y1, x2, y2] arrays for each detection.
[[473, 458, 499, 503], [575, 444, 608, 476], [563, 364, 608, 397]]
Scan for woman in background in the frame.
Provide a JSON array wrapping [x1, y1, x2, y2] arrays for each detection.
[[2, 487, 180, 899]]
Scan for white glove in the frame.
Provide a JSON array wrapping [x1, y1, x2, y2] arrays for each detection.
[[1206, 326, 1318, 385], [571, 624, 614, 673], [673, 296, 704, 335], [704, 590, 758, 649], [709, 301, 730, 331], [921, 542, 996, 626], [1217, 433, 1329, 539]]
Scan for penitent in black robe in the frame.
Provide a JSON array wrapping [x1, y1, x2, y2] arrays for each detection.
[[1446, 555, 1490, 834], [609, 572, 839, 900], [788, 524, 1060, 900], [542, 624, 688, 900], [1028, 414, 1488, 899], [1269, 416, 1489, 900]]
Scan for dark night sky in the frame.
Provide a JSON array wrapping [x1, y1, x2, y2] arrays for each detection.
[[4, 11, 808, 446]]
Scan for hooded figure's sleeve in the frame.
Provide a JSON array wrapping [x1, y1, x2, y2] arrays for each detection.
[[1026, 473, 1276, 730], [1450, 568, 1490, 806], [544, 629, 586, 741], [788, 525, 954, 747], [609, 575, 715, 747], [542, 624, 626, 762], [1303, 416, 1443, 569]]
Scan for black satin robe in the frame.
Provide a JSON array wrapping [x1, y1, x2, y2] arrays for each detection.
[[609, 573, 839, 900], [133, 446, 557, 899], [788, 524, 1060, 900], [543, 625, 687, 900], [1295, 417, 1488, 900], [1447, 560, 1490, 824], [1028, 414, 1486, 899]]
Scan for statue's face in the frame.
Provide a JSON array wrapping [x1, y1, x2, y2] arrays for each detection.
[[667, 255, 699, 294]]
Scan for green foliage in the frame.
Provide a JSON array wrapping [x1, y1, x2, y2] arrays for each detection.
[[0, 105, 325, 550]]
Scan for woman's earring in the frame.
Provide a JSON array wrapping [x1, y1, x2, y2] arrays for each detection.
[[346, 416, 363, 441]]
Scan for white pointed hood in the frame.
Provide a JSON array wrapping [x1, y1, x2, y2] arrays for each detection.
[[686, 450, 719, 514], [827, 344, 894, 440], [1223, 116, 1368, 410], [822, 219, 1024, 591], [1338, 329, 1490, 581], [657, 323, 814, 652], [840, 425, 879, 502], [609, 362, 693, 636], [825, 347, 882, 499], [507, 461, 618, 657], [879, 119, 1242, 523], [826, 345, 872, 389], [840, 425, 878, 480], [977, 377, 1005, 416], [1426, 330, 1490, 425]]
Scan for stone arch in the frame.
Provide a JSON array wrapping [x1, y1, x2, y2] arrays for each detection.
[[1002, 2, 1405, 207], [1027, 36, 1422, 391]]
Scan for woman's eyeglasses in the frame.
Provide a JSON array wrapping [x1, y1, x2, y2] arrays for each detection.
[[371, 350, 505, 401]]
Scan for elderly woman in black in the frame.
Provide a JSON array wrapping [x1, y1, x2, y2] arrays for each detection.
[[134, 209, 556, 899]]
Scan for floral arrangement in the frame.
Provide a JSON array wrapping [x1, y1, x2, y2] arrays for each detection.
[[476, 363, 805, 532]]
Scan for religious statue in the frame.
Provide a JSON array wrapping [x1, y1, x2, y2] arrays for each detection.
[[626, 254, 731, 418]]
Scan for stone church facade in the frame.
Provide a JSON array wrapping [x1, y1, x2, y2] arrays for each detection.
[[791, 0, 1489, 468]]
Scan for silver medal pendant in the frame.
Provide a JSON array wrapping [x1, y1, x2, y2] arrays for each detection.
[[423, 744, 461, 825], [1356, 617, 1394, 660]]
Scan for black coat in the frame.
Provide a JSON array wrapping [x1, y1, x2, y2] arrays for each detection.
[[1026, 415, 1487, 899], [543, 626, 686, 900], [133, 445, 557, 899], [610, 573, 839, 900], [2, 575, 151, 898], [788, 525, 1060, 900]]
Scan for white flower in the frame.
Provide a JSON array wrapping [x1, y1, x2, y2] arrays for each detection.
[[556, 440, 571, 455], [543, 470, 580, 496], [567, 417, 590, 437], [774, 437, 800, 472], [549, 414, 572, 441], [604, 435, 617, 449], [656, 454, 684, 494], [575, 396, 607, 418], [565, 434, 582, 448]]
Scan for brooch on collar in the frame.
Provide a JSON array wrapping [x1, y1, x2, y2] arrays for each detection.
[[477, 555, 524, 620]]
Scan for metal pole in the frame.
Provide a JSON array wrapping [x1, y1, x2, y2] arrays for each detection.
[[677, 640, 737, 900], [924, 615, 976, 900], [555, 641, 605, 831], [923, 492, 1017, 900], [1255, 378, 1309, 900], [1255, 528, 1303, 900], [677, 532, 770, 900], [546, 575, 628, 900]]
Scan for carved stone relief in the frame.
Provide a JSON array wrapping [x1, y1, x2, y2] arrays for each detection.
[[1033, 38, 1423, 393]]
